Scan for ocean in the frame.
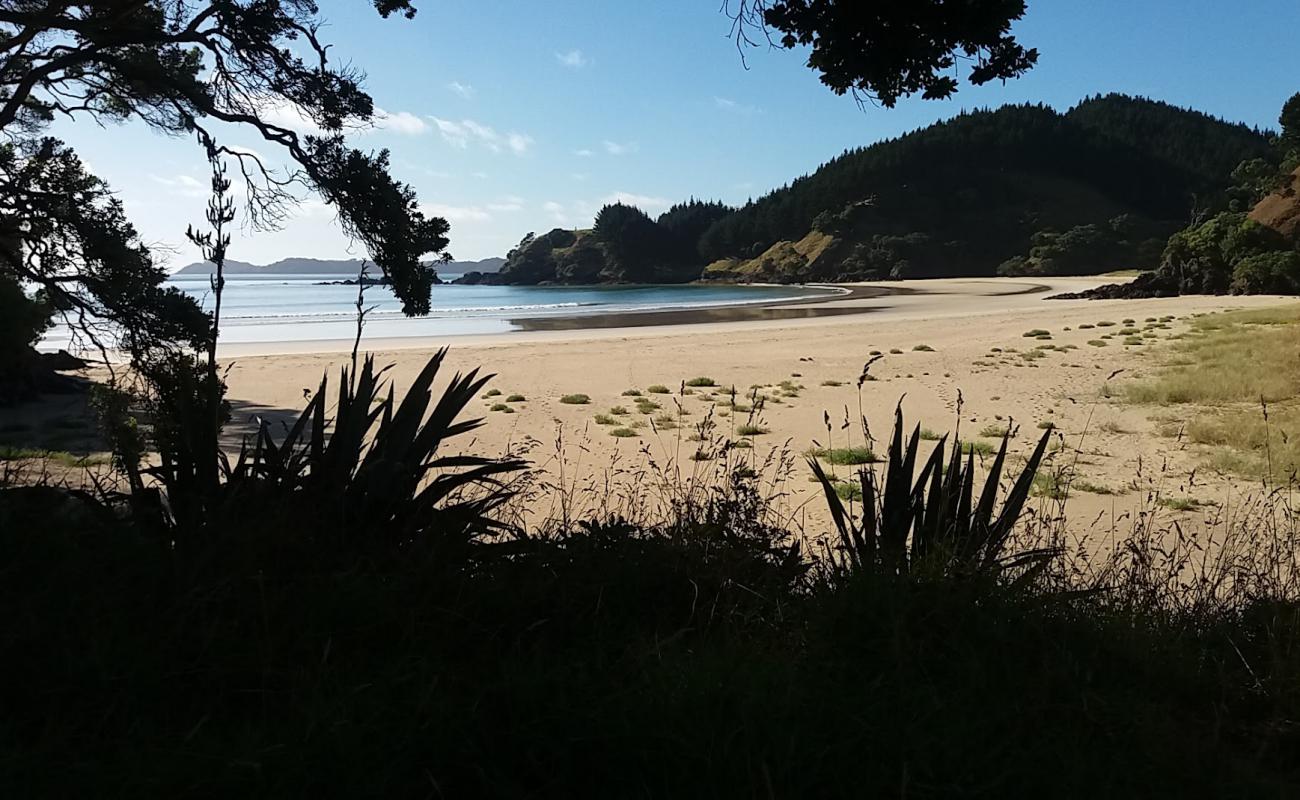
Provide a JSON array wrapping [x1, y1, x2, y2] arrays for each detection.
[[43, 274, 840, 349]]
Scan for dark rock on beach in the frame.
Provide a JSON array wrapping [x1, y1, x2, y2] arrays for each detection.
[[1047, 270, 1180, 300]]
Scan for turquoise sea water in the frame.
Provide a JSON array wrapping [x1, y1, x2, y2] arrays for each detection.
[[42, 275, 838, 347]]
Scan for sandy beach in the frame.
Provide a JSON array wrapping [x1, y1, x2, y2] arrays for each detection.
[[207, 277, 1296, 535]]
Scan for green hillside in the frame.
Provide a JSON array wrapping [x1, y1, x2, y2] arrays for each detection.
[[697, 95, 1271, 282], [488, 95, 1272, 285]]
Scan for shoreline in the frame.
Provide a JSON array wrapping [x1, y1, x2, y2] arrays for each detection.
[[215, 277, 1065, 357]]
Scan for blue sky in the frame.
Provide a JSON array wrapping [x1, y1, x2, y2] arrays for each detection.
[[51, 0, 1300, 265]]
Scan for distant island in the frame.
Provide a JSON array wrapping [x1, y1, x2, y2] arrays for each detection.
[[486, 94, 1294, 292], [174, 256, 505, 277]]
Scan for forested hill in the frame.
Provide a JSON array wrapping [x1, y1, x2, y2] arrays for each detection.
[[487, 94, 1273, 286], [696, 94, 1272, 282]]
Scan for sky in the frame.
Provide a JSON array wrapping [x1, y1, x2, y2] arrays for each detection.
[[49, 0, 1300, 267]]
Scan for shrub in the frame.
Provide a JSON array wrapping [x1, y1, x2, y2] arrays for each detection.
[[505, 394, 526, 403], [1230, 251, 1300, 294], [1022, 329, 1051, 337], [609, 427, 637, 438], [621, 388, 642, 397], [490, 403, 510, 412], [810, 406, 1052, 577], [560, 394, 591, 405], [736, 424, 768, 436], [912, 344, 935, 352], [647, 384, 670, 394], [685, 377, 716, 387]]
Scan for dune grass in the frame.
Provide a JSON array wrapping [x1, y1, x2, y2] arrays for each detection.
[[1120, 305, 1300, 482], [961, 441, 997, 457], [1032, 471, 1067, 500], [1161, 496, 1202, 512], [735, 424, 768, 436], [809, 446, 878, 465]]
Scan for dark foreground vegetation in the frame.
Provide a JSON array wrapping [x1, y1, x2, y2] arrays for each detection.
[[4, 356, 1300, 797]]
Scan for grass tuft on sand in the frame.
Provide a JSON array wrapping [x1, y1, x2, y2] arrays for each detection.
[[809, 446, 878, 465]]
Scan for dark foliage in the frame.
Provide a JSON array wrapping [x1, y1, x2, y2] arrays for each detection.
[[733, 0, 1038, 107], [491, 200, 736, 285], [998, 215, 1174, 277], [4, 422, 1300, 795], [811, 406, 1053, 580], [0, 1, 447, 401], [695, 95, 1272, 280]]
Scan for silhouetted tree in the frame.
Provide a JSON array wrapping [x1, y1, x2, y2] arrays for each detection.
[[0, 0, 448, 399], [1280, 92, 1300, 156], [593, 203, 666, 281], [725, 0, 1038, 107]]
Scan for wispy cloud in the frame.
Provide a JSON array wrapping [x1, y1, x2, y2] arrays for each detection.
[[714, 96, 760, 115], [486, 195, 525, 212], [573, 148, 593, 157], [543, 200, 571, 224], [601, 191, 670, 212], [602, 140, 637, 156], [261, 101, 429, 136], [428, 117, 532, 155], [374, 108, 429, 135], [149, 173, 208, 198], [421, 202, 492, 223], [556, 49, 588, 68], [506, 132, 534, 155], [447, 81, 475, 99], [261, 102, 325, 135]]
